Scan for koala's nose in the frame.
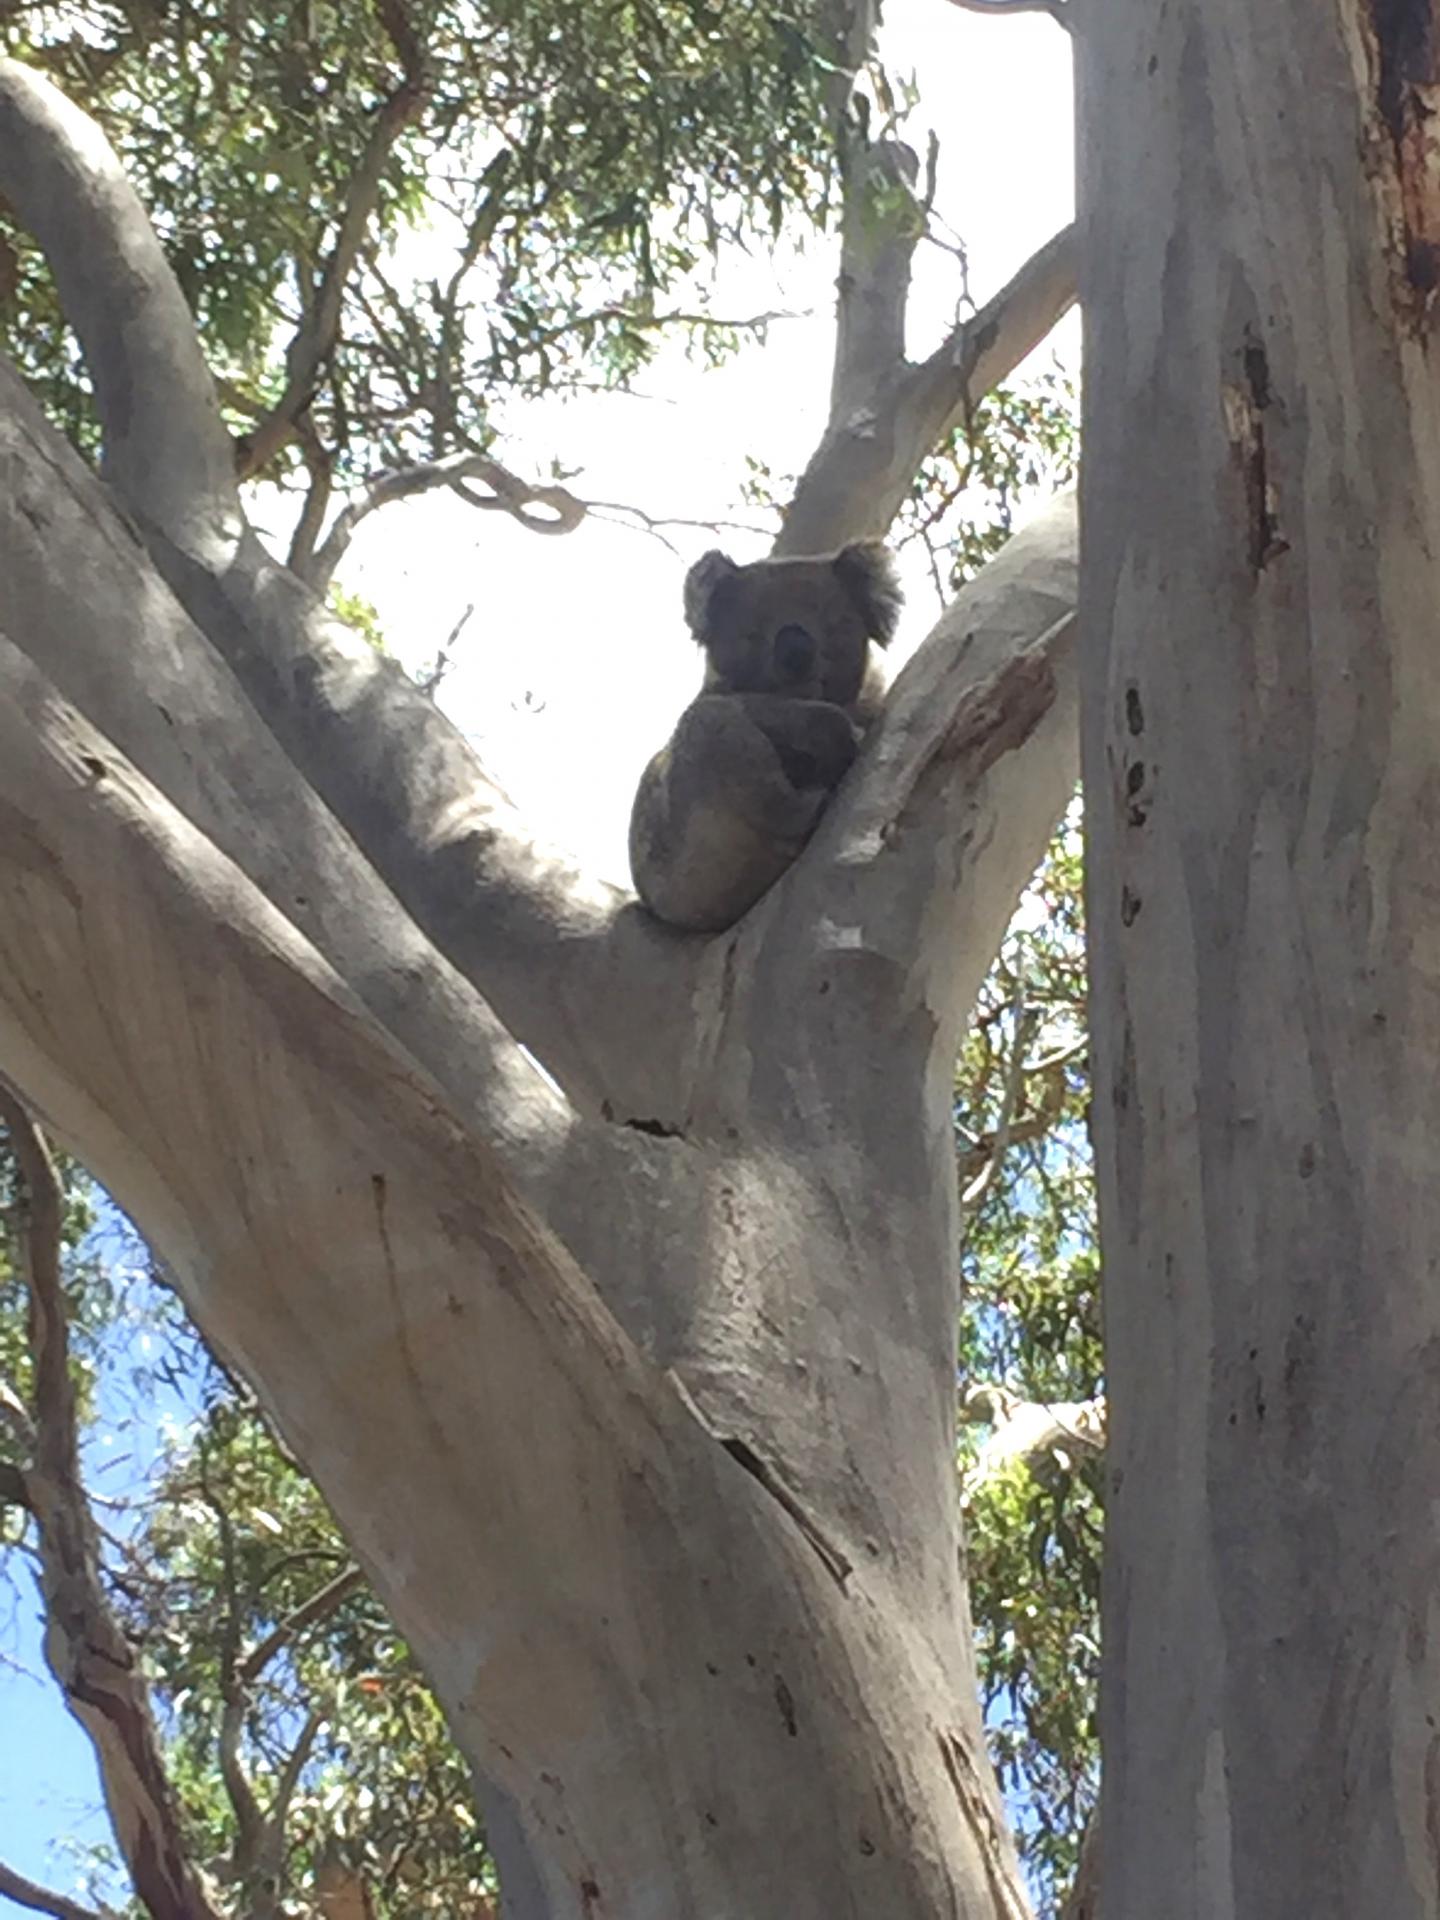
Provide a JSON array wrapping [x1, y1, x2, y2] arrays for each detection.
[[773, 623, 816, 683]]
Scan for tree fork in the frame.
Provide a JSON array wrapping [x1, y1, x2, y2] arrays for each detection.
[[0, 49, 1092, 1920]]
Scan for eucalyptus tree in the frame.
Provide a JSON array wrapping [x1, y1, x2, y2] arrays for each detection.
[[0, 0, 1088, 1913]]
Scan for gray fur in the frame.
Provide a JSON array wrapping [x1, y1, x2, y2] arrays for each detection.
[[629, 542, 902, 932]]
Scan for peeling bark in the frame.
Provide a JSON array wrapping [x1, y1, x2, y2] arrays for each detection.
[[1081, 1, 1440, 1912]]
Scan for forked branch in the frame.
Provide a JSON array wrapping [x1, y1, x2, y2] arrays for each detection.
[[781, 222, 1077, 553]]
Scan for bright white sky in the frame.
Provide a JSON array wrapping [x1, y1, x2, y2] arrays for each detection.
[[0, 4, 1074, 1904], [291, 0, 1078, 885]]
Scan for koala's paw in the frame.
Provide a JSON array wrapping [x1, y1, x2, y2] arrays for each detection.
[[772, 709, 860, 794], [731, 694, 860, 790]]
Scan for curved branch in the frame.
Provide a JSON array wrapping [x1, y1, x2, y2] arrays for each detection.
[[0, 1860, 111, 1920], [781, 223, 1077, 552], [0, 60, 238, 545], [264, 1701, 327, 1858], [0, 358, 700, 1348], [0, 359, 584, 1152], [236, 0, 429, 478], [910, 221, 1078, 449], [773, 491, 1078, 1069], [302, 450, 587, 592]]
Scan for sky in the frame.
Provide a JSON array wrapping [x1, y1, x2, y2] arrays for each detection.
[[0, 1, 1075, 1906], [293, 0, 1077, 882]]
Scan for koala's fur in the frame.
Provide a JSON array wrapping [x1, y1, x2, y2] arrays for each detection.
[[629, 541, 903, 932]]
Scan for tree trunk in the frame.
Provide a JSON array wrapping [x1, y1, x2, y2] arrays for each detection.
[[1080, 3, 1440, 1913], [0, 58, 1083, 1920]]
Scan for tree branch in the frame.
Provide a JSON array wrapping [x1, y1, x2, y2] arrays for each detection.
[[204, 1467, 267, 1871], [0, 59, 239, 545], [961, 1385, 1106, 1487], [781, 223, 1077, 553], [0, 358, 589, 1157], [767, 492, 1078, 1086], [0, 649, 1018, 1916], [236, 0, 429, 479], [0, 356, 719, 1372], [239, 1564, 365, 1686], [286, 411, 337, 578], [829, 136, 924, 423], [1059, 1809, 1099, 1920], [909, 220, 1078, 453], [265, 1701, 327, 1856], [945, 0, 1072, 29], [0, 1860, 112, 1920], [0, 1087, 225, 1920], [300, 450, 588, 592]]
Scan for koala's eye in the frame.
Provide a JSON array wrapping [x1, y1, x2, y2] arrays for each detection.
[[773, 623, 817, 682]]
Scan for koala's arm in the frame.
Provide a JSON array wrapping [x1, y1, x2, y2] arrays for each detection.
[[629, 694, 859, 933]]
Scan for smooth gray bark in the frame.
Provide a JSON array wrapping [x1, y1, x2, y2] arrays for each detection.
[[0, 55, 1081, 1920], [1080, 3, 1440, 1914]]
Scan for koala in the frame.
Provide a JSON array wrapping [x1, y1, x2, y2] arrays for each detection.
[[629, 541, 903, 932]]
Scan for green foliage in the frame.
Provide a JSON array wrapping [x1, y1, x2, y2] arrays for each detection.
[[328, 581, 387, 650], [0, 1131, 101, 1428], [902, 365, 1078, 594], [1, 1, 845, 486], [856, 357, 1092, 1913], [119, 1392, 498, 1914], [956, 811, 1102, 1915]]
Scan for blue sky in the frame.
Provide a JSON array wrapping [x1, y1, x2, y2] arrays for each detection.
[[1, 1230, 204, 1915]]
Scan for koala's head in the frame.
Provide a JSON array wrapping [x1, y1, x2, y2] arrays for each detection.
[[683, 541, 903, 707]]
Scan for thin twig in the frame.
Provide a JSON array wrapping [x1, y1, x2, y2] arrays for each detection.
[[961, 987, 1033, 1214], [419, 603, 475, 697], [584, 501, 773, 553], [236, 0, 430, 478], [302, 449, 587, 589], [267, 1700, 328, 1840], [239, 1564, 365, 1687]]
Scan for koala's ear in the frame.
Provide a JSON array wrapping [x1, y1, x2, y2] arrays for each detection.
[[833, 541, 903, 646], [684, 550, 740, 638]]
